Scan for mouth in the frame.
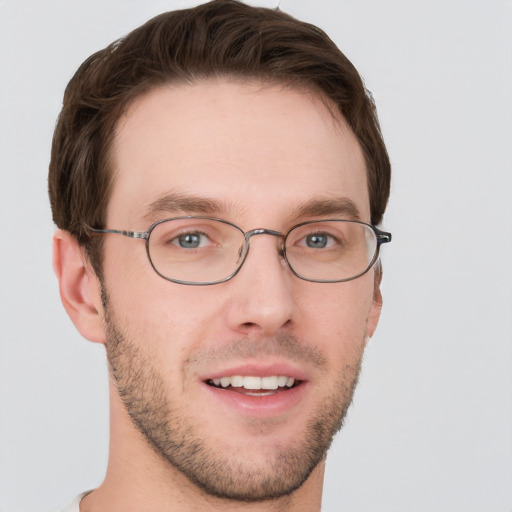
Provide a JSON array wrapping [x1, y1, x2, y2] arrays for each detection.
[[206, 375, 301, 396], [201, 364, 309, 415]]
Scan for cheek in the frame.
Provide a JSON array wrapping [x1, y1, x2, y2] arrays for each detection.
[[102, 249, 221, 362], [298, 276, 374, 352]]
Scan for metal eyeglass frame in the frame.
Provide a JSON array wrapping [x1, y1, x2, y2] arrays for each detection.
[[89, 216, 392, 286]]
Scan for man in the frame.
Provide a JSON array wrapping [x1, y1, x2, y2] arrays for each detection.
[[49, 1, 391, 510]]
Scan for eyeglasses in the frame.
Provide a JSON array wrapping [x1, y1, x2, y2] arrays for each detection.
[[90, 216, 391, 285]]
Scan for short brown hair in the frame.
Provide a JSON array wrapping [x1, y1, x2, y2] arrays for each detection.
[[49, 0, 391, 268]]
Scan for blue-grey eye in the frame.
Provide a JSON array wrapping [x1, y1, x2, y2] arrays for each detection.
[[306, 233, 328, 249], [177, 233, 202, 248]]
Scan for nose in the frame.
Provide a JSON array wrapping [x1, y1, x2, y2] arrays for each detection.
[[225, 233, 297, 337]]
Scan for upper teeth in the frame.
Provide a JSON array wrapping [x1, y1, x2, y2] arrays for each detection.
[[211, 375, 295, 390]]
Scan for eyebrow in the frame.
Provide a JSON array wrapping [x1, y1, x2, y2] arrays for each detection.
[[142, 192, 362, 223], [291, 197, 362, 221], [142, 193, 231, 222]]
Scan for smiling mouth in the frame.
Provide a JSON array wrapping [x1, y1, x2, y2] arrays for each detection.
[[206, 375, 301, 396]]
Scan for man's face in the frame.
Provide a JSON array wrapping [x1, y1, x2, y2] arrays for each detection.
[[99, 79, 380, 500]]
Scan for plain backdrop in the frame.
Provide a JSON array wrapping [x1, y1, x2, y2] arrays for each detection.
[[1, 1, 511, 511]]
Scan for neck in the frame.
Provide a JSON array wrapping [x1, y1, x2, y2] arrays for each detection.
[[80, 384, 325, 512]]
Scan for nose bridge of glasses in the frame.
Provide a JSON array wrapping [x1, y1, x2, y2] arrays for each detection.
[[244, 228, 283, 239], [245, 228, 284, 245], [243, 228, 286, 258]]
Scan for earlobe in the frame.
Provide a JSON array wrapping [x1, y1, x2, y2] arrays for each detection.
[[53, 229, 106, 344]]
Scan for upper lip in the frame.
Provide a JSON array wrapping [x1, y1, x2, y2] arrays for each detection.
[[200, 362, 308, 382]]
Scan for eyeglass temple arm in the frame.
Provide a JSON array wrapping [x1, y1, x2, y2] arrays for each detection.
[[374, 228, 392, 245], [89, 227, 149, 240]]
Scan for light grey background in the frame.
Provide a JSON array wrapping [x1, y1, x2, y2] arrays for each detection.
[[1, 1, 511, 511]]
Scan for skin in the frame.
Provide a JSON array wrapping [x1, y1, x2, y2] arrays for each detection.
[[53, 79, 382, 512]]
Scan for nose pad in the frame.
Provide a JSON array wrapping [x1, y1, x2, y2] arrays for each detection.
[[236, 244, 245, 265]]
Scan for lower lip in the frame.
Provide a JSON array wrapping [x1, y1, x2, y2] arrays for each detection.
[[201, 381, 308, 416]]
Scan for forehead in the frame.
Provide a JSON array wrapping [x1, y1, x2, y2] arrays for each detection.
[[108, 79, 369, 227]]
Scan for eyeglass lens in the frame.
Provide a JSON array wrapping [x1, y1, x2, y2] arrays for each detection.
[[147, 218, 379, 284]]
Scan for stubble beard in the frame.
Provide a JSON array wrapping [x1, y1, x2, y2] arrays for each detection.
[[103, 301, 364, 502]]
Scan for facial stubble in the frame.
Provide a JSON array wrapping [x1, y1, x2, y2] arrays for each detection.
[[103, 294, 364, 502]]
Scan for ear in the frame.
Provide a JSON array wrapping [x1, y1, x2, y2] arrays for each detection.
[[365, 264, 383, 341], [53, 229, 106, 344]]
